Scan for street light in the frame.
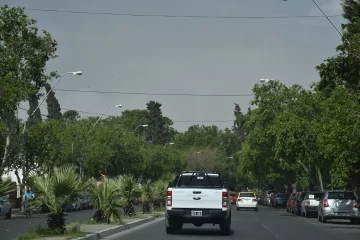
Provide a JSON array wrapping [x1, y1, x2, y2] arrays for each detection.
[[87, 104, 122, 135], [22, 71, 82, 133], [163, 142, 175, 148], [80, 103, 122, 177], [134, 124, 148, 132]]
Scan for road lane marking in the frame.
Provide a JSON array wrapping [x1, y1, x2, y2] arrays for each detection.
[[262, 224, 280, 240]]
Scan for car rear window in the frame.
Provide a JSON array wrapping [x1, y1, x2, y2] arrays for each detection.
[[307, 192, 323, 199], [327, 192, 356, 200], [276, 194, 289, 198], [176, 173, 223, 188], [240, 193, 255, 198]]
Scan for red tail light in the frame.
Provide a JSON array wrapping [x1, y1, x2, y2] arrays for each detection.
[[323, 199, 329, 208], [307, 200, 310, 205], [355, 200, 360, 209], [167, 191, 172, 206], [237, 198, 243, 201], [222, 191, 228, 207], [252, 198, 257, 202]]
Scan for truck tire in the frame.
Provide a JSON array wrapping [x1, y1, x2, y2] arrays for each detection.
[[220, 213, 231, 235], [166, 226, 177, 234]]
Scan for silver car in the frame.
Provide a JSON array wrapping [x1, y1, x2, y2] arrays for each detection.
[[317, 190, 360, 224], [0, 195, 12, 219]]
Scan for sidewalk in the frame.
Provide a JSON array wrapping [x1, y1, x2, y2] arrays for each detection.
[[12, 208, 43, 217], [37, 212, 165, 240]]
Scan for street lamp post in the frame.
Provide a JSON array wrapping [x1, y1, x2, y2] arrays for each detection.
[[86, 104, 122, 136], [80, 104, 122, 177], [133, 124, 148, 132], [20, 70, 82, 212], [22, 71, 82, 134]]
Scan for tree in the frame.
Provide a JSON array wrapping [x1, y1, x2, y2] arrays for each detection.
[[0, 5, 57, 176], [27, 165, 86, 233], [45, 83, 62, 120], [145, 101, 170, 145], [63, 110, 80, 124], [26, 93, 42, 127], [315, 1, 360, 92]]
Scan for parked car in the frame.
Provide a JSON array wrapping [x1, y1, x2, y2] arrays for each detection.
[[292, 191, 307, 215], [300, 192, 323, 217], [229, 191, 237, 204], [317, 190, 360, 224], [0, 195, 12, 219], [273, 193, 289, 208], [263, 190, 277, 206], [286, 192, 296, 212]]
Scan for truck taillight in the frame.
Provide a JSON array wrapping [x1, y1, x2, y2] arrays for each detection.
[[167, 190, 172, 206], [252, 198, 257, 202], [355, 200, 360, 209], [323, 199, 329, 208], [307, 200, 310, 205], [222, 191, 228, 207], [238, 198, 242, 201]]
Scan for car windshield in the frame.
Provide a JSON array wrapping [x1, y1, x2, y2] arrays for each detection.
[[176, 173, 223, 188], [240, 193, 255, 198], [328, 192, 356, 200]]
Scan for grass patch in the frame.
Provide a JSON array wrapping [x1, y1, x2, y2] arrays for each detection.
[[16, 223, 86, 240], [81, 219, 124, 226]]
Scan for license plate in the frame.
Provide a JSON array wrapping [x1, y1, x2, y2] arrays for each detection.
[[191, 210, 202, 216], [336, 213, 349, 216]]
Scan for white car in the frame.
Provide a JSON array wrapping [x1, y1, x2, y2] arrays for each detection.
[[165, 171, 232, 235], [236, 192, 258, 211]]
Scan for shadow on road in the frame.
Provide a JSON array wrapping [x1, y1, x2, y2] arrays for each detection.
[[178, 228, 235, 236]]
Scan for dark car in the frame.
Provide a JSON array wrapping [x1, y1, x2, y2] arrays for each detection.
[[273, 193, 289, 208]]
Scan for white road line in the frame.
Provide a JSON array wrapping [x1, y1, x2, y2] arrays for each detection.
[[262, 223, 280, 240]]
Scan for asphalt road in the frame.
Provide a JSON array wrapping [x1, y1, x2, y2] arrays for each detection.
[[104, 205, 360, 240], [0, 205, 143, 240]]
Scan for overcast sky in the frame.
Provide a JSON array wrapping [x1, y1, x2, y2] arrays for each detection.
[[4, 0, 345, 132]]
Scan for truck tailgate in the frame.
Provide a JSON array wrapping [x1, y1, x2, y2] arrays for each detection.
[[172, 188, 222, 209]]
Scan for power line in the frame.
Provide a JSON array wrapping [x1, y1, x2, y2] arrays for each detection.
[[23, 8, 343, 19], [18, 107, 233, 123], [54, 88, 254, 97]]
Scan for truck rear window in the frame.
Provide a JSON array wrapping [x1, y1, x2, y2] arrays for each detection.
[[328, 192, 356, 200], [176, 174, 223, 188]]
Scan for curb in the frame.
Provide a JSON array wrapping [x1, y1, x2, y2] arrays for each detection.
[[76, 214, 164, 240]]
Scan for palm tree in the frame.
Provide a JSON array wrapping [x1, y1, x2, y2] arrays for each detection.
[[0, 179, 15, 196], [152, 180, 168, 210], [27, 164, 86, 233], [140, 180, 154, 213], [88, 177, 125, 223], [120, 175, 141, 216]]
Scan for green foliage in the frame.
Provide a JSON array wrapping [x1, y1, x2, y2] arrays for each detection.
[[88, 177, 125, 223], [27, 165, 86, 233], [0, 179, 16, 196]]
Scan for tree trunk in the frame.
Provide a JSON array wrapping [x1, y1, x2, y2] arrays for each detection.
[[0, 129, 11, 176], [316, 166, 324, 191]]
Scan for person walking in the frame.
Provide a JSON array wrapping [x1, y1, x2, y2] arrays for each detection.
[[23, 189, 35, 217]]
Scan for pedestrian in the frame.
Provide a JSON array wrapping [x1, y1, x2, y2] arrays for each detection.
[[23, 189, 35, 217]]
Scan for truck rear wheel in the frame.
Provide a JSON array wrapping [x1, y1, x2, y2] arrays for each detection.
[[166, 226, 176, 234], [220, 213, 231, 235]]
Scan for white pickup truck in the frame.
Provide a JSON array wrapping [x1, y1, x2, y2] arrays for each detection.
[[165, 171, 231, 235]]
